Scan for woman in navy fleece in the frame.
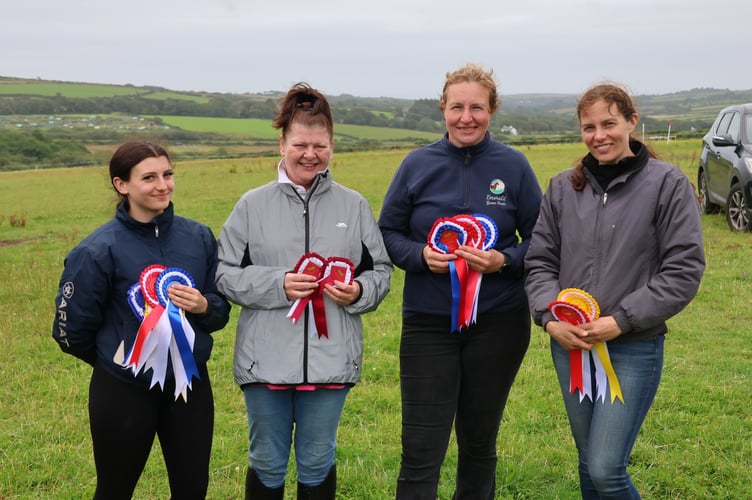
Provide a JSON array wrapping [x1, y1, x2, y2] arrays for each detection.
[[378, 63, 542, 499]]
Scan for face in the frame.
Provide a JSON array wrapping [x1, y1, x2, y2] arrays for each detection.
[[579, 99, 638, 165], [279, 122, 333, 189], [442, 81, 493, 148], [112, 156, 174, 222]]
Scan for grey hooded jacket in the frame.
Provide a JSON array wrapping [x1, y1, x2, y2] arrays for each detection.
[[216, 170, 392, 386]]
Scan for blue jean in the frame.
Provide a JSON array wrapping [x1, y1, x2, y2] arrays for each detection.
[[551, 335, 664, 499], [242, 385, 350, 488]]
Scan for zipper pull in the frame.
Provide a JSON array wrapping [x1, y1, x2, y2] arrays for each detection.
[[602, 192, 608, 206], [155, 225, 159, 238]]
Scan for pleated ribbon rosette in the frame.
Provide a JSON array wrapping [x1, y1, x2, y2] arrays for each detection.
[[119, 265, 200, 402], [548, 288, 624, 404], [427, 213, 498, 333], [286, 252, 355, 339]]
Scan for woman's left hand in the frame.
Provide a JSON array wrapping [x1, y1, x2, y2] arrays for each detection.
[[167, 283, 209, 314], [580, 316, 622, 343], [453, 246, 505, 273], [323, 280, 361, 306]]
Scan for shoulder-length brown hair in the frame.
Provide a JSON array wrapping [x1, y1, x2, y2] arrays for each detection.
[[569, 82, 658, 191]]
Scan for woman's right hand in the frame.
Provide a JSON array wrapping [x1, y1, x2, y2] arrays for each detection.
[[545, 320, 592, 351], [422, 245, 457, 273], [284, 272, 319, 300]]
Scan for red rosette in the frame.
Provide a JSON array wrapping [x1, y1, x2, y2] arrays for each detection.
[[427, 217, 467, 254], [140, 264, 167, 308], [451, 214, 485, 249], [549, 300, 589, 326], [293, 252, 326, 278], [319, 257, 355, 287]]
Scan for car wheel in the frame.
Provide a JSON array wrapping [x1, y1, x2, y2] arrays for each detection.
[[698, 171, 720, 214], [725, 183, 751, 231]]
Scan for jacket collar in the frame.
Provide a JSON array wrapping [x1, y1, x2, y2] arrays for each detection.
[[583, 140, 649, 191], [440, 131, 492, 158], [116, 201, 174, 236]]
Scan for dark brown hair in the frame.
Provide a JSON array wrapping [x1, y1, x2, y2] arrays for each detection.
[[272, 82, 333, 139], [439, 63, 500, 114], [569, 82, 658, 190], [109, 141, 171, 206]]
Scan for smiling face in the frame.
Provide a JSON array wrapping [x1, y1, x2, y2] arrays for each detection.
[[112, 155, 173, 222], [579, 99, 638, 165], [279, 122, 333, 189], [441, 81, 493, 148]]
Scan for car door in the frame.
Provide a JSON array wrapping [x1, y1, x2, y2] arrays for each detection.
[[706, 111, 739, 197]]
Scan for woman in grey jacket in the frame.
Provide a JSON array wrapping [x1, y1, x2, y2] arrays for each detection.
[[525, 83, 705, 499], [216, 83, 392, 499]]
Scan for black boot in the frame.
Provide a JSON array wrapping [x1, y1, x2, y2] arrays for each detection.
[[297, 464, 336, 500], [245, 466, 284, 500]]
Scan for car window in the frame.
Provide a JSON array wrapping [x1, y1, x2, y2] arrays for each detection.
[[716, 112, 733, 135], [744, 114, 752, 145], [726, 113, 741, 142]]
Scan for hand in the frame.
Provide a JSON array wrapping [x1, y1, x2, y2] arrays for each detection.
[[580, 316, 622, 344], [323, 280, 361, 306], [422, 245, 457, 273], [167, 284, 209, 314], [545, 320, 592, 351], [284, 272, 319, 300], [454, 246, 505, 273]]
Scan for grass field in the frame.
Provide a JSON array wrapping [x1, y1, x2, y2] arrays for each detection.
[[0, 81, 208, 102], [1, 140, 750, 499]]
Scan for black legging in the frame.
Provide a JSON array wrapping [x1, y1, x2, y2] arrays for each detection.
[[88, 362, 214, 500], [396, 306, 531, 500]]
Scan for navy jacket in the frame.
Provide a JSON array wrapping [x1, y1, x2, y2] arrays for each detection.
[[52, 202, 231, 386], [378, 132, 542, 316]]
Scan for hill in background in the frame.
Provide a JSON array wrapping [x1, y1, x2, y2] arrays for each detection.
[[2, 76, 752, 170]]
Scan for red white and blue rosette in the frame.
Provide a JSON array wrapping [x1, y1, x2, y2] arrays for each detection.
[[157, 268, 200, 402], [427, 213, 499, 333], [121, 265, 200, 402]]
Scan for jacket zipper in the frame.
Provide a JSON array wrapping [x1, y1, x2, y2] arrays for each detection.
[[297, 173, 324, 384], [463, 152, 471, 207]]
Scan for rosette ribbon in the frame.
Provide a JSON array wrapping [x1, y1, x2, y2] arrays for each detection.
[[549, 289, 624, 404], [121, 265, 200, 402], [427, 214, 498, 333], [286, 253, 355, 339]]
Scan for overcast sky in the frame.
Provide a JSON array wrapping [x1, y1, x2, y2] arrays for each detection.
[[2, 0, 749, 100]]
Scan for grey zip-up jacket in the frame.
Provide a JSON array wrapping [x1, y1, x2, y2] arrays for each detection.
[[216, 170, 392, 386], [525, 145, 705, 342]]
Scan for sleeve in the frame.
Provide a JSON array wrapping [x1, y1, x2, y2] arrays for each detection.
[[215, 197, 292, 310], [187, 226, 231, 332], [524, 179, 563, 328], [377, 159, 428, 272], [613, 171, 706, 332], [345, 197, 393, 315], [51, 245, 112, 365]]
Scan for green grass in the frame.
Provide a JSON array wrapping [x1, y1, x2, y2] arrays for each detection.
[[1, 140, 750, 499], [0, 81, 209, 103], [156, 115, 442, 143]]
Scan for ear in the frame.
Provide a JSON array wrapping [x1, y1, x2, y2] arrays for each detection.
[[112, 177, 128, 196], [279, 135, 285, 157], [628, 113, 639, 133]]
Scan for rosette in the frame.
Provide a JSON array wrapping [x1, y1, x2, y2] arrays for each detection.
[[127, 283, 146, 321], [549, 289, 623, 404], [427, 218, 467, 254], [123, 265, 201, 402], [472, 213, 498, 251], [286, 253, 354, 340]]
